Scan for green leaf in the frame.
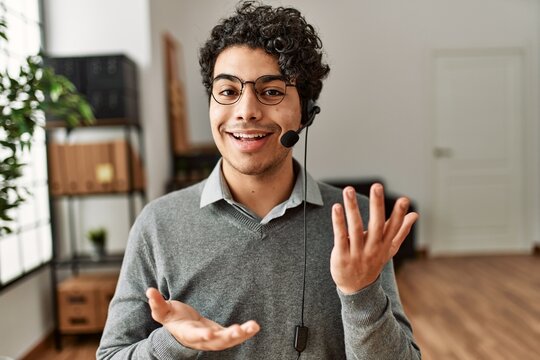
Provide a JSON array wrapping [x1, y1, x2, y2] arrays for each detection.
[[49, 81, 61, 102], [0, 212, 13, 221], [0, 226, 13, 235], [0, 141, 16, 152], [79, 101, 93, 120], [66, 113, 79, 127]]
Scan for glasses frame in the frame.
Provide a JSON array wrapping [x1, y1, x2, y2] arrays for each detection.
[[211, 74, 296, 106]]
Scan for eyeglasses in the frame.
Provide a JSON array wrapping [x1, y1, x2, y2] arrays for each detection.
[[211, 74, 295, 106]]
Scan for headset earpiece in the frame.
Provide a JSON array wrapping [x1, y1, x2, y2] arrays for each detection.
[[305, 99, 321, 128]]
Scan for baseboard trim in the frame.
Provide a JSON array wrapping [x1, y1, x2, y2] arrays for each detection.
[[20, 330, 54, 360]]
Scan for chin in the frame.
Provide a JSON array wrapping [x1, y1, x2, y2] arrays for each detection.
[[225, 153, 291, 177], [229, 161, 275, 176]]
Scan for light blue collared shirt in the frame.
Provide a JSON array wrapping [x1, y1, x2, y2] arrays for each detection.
[[200, 159, 324, 224]]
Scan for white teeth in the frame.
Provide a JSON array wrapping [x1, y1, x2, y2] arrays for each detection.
[[232, 133, 267, 139]]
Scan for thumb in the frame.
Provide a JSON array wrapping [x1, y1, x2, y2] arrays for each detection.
[[146, 287, 171, 324]]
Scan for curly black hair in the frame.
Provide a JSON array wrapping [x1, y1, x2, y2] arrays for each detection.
[[199, 1, 330, 123]]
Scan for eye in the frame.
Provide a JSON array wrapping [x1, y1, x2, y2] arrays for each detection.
[[212, 77, 242, 101], [261, 88, 285, 97], [219, 88, 240, 97]]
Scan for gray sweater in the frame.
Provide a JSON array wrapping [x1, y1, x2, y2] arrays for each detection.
[[97, 180, 421, 359]]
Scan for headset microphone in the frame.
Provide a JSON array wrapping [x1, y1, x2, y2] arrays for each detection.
[[280, 102, 320, 148], [280, 100, 320, 358], [280, 130, 301, 148]]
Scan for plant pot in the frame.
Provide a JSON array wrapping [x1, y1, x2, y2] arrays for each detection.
[[90, 243, 106, 261]]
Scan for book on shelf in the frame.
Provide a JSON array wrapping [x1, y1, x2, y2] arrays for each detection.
[[94, 142, 115, 193], [49, 140, 145, 195], [111, 140, 130, 192], [64, 144, 81, 194], [74, 143, 92, 194], [48, 143, 68, 195]]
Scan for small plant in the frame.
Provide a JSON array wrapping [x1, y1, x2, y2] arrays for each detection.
[[87, 227, 107, 247], [87, 227, 107, 260]]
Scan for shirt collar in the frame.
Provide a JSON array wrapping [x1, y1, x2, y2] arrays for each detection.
[[200, 158, 323, 209]]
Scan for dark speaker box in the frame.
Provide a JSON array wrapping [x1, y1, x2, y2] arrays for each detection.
[[86, 88, 139, 122], [85, 55, 137, 92], [44, 54, 139, 125], [44, 56, 85, 93]]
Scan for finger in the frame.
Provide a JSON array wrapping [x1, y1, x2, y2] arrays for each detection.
[[202, 321, 260, 350], [225, 321, 259, 342], [366, 183, 385, 250], [224, 324, 244, 340], [169, 322, 250, 352], [146, 288, 171, 323], [240, 320, 260, 335], [332, 203, 349, 254], [382, 197, 409, 245], [389, 212, 419, 258], [342, 187, 365, 253]]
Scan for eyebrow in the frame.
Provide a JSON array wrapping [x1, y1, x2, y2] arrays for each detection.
[[213, 73, 239, 82], [212, 73, 286, 82]]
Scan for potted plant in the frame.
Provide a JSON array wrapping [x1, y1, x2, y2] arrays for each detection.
[[0, 7, 94, 235], [86, 227, 107, 260]]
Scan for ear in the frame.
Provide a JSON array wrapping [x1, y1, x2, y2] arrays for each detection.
[[304, 99, 320, 128]]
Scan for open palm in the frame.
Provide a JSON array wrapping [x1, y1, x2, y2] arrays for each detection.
[[146, 288, 260, 351]]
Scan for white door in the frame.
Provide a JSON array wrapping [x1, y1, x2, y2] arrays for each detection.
[[431, 48, 526, 255]]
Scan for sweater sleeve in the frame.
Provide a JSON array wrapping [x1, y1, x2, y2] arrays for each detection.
[[96, 210, 200, 360], [338, 260, 422, 359]]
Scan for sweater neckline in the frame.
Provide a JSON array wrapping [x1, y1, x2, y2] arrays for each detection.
[[212, 200, 304, 235]]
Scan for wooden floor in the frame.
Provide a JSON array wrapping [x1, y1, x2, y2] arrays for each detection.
[[24, 334, 101, 360], [26, 255, 540, 360], [396, 255, 540, 360]]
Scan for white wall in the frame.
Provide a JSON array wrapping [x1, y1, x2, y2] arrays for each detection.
[[0, 269, 53, 358]]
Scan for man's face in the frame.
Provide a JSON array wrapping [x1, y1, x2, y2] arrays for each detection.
[[209, 45, 302, 178]]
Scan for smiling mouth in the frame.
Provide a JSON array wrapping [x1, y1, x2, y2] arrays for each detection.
[[229, 132, 271, 141]]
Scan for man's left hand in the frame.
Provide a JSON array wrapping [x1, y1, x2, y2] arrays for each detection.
[[330, 184, 418, 294]]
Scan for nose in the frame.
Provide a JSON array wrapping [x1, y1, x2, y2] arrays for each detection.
[[234, 83, 263, 122]]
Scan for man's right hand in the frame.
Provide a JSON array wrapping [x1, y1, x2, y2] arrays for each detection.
[[146, 288, 260, 351]]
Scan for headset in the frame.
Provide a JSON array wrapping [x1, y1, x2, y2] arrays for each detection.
[[279, 99, 320, 358], [280, 100, 320, 148]]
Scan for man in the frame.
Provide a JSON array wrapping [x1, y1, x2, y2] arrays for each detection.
[[98, 2, 421, 359]]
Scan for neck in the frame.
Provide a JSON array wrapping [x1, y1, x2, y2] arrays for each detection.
[[222, 159, 296, 219]]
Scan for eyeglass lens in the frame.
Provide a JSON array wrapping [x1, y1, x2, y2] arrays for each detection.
[[212, 75, 289, 105]]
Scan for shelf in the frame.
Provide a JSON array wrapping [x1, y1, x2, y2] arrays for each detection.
[[46, 53, 145, 349], [54, 252, 124, 268]]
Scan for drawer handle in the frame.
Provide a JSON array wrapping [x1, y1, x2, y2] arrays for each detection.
[[69, 317, 89, 325], [67, 295, 87, 304]]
